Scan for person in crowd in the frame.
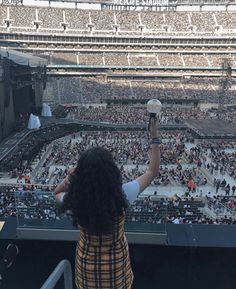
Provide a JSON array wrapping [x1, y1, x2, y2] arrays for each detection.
[[216, 179, 220, 194], [225, 184, 230, 196], [221, 179, 227, 188], [187, 178, 194, 193], [232, 185, 236, 195], [54, 118, 161, 289]]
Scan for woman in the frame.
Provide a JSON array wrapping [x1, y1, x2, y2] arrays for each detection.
[[54, 118, 160, 289]]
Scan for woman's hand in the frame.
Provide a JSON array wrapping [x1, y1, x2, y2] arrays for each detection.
[[149, 117, 160, 139], [55, 168, 75, 196], [68, 167, 75, 176]]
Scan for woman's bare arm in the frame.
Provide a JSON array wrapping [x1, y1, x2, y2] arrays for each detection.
[[136, 118, 161, 193], [54, 168, 75, 203]]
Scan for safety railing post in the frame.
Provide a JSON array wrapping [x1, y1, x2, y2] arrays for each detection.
[[40, 259, 72, 289]]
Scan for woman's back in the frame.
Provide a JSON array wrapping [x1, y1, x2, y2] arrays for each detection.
[[76, 215, 133, 289]]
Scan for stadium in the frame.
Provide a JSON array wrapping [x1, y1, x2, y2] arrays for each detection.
[[0, 0, 236, 287]]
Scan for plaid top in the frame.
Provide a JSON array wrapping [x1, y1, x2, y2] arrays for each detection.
[[75, 215, 133, 289]]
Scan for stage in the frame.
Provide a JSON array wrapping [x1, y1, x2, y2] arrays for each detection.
[[185, 119, 236, 139]]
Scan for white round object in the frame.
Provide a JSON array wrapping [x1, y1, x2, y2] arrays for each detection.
[[147, 99, 162, 114]]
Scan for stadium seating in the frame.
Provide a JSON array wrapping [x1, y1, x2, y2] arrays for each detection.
[[39, 51, 234, 68], [1, 184, 234, 225], [2, 6, 236, 35], [46, 76, 236, 104]]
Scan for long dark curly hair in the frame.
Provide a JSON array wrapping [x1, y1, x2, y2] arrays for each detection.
[[63, 147, 128, 235]]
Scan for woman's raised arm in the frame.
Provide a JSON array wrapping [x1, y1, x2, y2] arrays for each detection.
[[136, 117, 161, 193], [123, 117, 161, 203]]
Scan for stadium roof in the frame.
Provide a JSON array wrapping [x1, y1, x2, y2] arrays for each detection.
[[0, 48, 47, 67]]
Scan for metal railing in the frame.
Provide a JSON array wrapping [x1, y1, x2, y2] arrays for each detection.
[[40, 259, 73, 289]]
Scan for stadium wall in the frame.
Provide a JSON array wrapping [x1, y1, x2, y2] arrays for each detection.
[[0, 80, 15, 142]]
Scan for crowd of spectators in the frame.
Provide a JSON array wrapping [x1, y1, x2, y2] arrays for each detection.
[[204, 146, 236, 180], [79, 53, 103, 66], [2, 6, 236, 35], [169, 165, 207, 187], [66, 105, 236, 125], [3, 126, 233, 201], [53, 77, 82, 104], [14, 130, 193, 188], [44, 51, 236, 70], [48, 76, 236, 104], [207, 195, 236, 223], [0, 128, 235, 226], [2, 184, 236, 225], [0, 186, 16, 217], [127, 195, 209, 224], [20, 130, 225, 198], [16, 190, 59, 220], [42, 131, 186, 169], [120, 165, 171, 186], [185, 140, 236, 181], [183, 55, 209, 67], [52, 52, 77, 65], [183, 141, 236, 198]]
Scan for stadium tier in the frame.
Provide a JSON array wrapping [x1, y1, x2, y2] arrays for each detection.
[[1, 7, 236, 36], [1, 5, 236, 107], [66, 105, 236, 124], [36, 52, 235, 68], [43, 76, 236, 104], [0, 131, 235, 227], [2, 185, 235, 226]]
